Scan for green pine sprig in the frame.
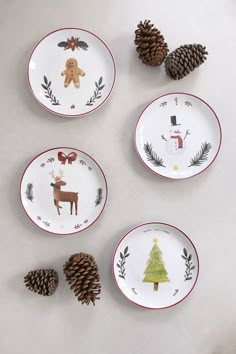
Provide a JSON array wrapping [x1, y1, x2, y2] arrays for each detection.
[[144, 143, 166, 167], [95, 188, 103, 206], [25, 183, 34, 202], [188, 142, 212, 167]]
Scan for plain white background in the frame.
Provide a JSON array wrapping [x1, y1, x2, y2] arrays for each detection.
[[1, 1, 235, 353]]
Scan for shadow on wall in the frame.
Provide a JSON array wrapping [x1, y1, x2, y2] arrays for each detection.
[[15, 45, 51, 117], [211, 330, 236, 354]]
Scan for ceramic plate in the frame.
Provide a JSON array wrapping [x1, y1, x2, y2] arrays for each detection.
[[28, 28, 116, 116], [20, 147, 108, 235], [113, 222, 199, 309], [135, 93, 222, 179]]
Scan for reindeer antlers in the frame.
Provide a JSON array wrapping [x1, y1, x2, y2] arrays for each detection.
[[49, 170, 64, 181], [58, 169, 64, 179], [49, 170, 56, 180]]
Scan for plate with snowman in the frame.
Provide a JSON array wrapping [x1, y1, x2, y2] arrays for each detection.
[[113, 222, 199, 309], [135, 93, 222, 179]]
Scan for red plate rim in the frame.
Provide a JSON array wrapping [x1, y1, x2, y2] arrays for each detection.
[[112, 221, 200, 310], [19, 147, 108, 236], [27, 27, 116, 117], [134, 92, 222, 180]]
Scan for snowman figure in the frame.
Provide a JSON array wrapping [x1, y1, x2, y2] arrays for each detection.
[[161, 116, 190, 155]]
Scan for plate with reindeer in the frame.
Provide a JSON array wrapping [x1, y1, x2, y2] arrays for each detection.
[[135, 93, 222, 179], [28, 28, 116, 117], [113, 222, 199, 309], [20, 147, 108, 235]]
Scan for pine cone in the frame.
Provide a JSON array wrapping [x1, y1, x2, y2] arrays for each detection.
[[63, 253, 101, 305], [165, 44, 208, 80], [134, 20, 168, 66], [24, 269, 58, 296]]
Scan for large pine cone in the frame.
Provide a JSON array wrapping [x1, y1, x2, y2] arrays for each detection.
[[24, 269, 58, 296], [134, 20, 168, 66], [165, 44, 208, 80], [63, 253, 101, 305]]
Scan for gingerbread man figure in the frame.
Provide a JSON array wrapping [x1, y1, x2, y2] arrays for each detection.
[[61, 58, 85, 88]]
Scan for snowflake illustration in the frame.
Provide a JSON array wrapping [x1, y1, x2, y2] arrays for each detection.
[[174, 97, 178, 105], [71, 104, 75, 109], [88, 166, 92, 171], [37, 216, 42, 220], [40, 163, 45, 168], [47, 157, 55, 163], [84, 219, 88, 224]]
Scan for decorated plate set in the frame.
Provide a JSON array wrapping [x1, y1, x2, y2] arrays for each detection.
[[21, 26, 221, 309]]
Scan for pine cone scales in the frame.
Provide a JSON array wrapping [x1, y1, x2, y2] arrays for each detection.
[[24, 269, 58, 296], [165, 44, 208, 80], [63, 253, 101, 305], [135, 20, 168, 66]]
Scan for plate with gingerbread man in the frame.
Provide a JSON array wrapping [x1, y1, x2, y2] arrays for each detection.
[[20, 147, 108, 235], [135, 93, 222, 179], [28, 28, 116, 117]]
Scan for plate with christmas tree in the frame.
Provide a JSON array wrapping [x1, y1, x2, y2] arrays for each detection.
[[113, 222, 199, 309], [20, 147, 108, 235], [28, 28, 116, 117], [135, 93, 222, 179]]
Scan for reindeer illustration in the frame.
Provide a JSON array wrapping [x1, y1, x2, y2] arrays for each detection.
[[49, 170, 78, 215]]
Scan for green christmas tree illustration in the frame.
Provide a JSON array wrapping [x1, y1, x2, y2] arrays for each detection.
[[143, 238, 170, 291]]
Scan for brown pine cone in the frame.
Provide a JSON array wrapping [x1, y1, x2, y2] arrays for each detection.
[[24, 269, 58, 296], [165, 44, 208, 80], [63, 253, 101, 305], [134, 20, 168, 66]]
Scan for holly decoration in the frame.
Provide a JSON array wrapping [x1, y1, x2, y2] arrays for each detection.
[[143, 239, 169, 291], [58, 36, 89, 51]]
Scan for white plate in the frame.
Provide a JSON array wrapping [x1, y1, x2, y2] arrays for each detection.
[[28, 28, 116, 117], [135, 93, 222, 179], [20, 147, 108, 235], [113, 222, 199, 309]]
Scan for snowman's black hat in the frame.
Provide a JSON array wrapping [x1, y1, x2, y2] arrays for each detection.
[[170, 115, 181, 126]]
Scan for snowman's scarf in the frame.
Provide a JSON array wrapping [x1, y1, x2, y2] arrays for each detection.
[[170, 135, 183, 148]]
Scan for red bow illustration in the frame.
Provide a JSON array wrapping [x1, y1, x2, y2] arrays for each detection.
[[58, 152, 77, 165]]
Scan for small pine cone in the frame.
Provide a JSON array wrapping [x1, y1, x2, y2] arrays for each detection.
[[24, 269, 58, 296], [63, 253, 101, 305], [134, 20, 168, 66], [165, 44, 208, 80]]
